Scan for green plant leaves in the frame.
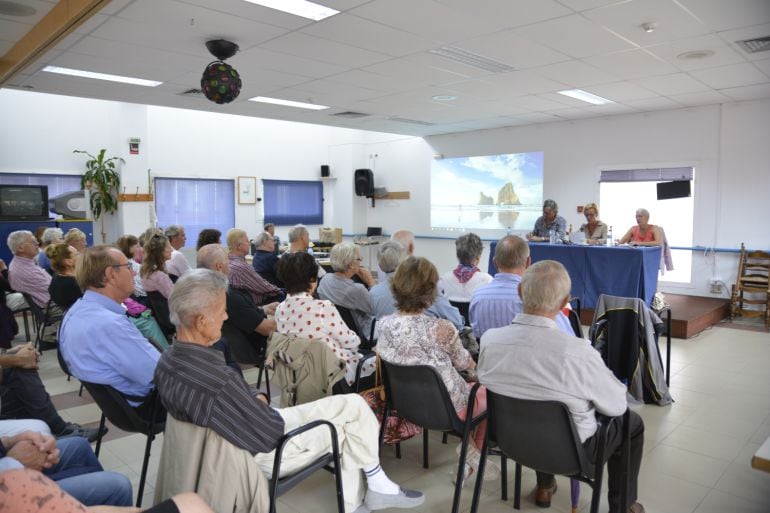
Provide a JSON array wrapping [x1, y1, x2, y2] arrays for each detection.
[[74, 148, 124, 220]]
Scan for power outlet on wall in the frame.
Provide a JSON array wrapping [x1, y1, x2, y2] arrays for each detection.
[[709, 278, 722, 294]]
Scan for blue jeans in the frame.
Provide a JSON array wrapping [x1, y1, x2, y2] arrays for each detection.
[[45, 437, 133, 506]]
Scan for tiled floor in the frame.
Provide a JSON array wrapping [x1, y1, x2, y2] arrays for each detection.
[[26, 323, 770, 512]]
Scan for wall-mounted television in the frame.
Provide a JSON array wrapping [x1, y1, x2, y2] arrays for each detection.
[[656, 180, 691, 200], [0, 185, 50, 220]]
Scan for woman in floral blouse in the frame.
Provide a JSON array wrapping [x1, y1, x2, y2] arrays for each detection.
[[378, 256, 494, 485], [275, 252, 374, 387]]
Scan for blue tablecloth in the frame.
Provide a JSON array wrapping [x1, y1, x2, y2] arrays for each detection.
[[488, 243, 661, 309]]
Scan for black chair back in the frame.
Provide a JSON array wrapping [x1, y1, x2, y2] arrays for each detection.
[[147, 291, 175, 336], [449, 300, 471, 327], [334, 303, 375, 349], [487, 391, 589, 478], [568, 309, 583, 338]]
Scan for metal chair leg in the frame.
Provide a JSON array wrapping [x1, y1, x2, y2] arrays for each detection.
[[422, 429, 429, 469], [136, 432, 155, 507], [94, 414, 107, 458]]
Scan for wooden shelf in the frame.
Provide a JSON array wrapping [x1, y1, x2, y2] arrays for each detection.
[[119, 193, 154, 202], [379, 191, 410, 200]]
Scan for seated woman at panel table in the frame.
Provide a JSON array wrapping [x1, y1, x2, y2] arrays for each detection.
[[578, 202, 608, 245], [275, 252, 375, 388], [47, 242, 82, 310], [441, 232, 492, 303], [378, 256, 497, 487], [140, 234, 175, 298], [617, 208, 662, 247], [316, 242, 376, 336]]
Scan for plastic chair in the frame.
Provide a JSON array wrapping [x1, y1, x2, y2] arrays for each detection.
[[379, 360, 487, 513], [81, 381, 166, 507], [21, 293, 62, 351], [469, 392, 629, 513], [56, 346, 84, 397], [334, 303, 376, 349], [221, 319, 270, 400], [268, 419, 345, 513], [146, 291, 175, 337], [449, 300, 471, 327]]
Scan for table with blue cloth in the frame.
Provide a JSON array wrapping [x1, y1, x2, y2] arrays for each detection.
[[488, 243, 661, 309]]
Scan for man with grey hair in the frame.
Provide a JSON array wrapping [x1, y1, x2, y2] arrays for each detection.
[[251, 231, 282, 286], [7, 230, 54, 310], [37, 227, 64, 273], [370, 241, 464, 328], [378, 229, 415, 281], [478, 261, 645, 513], [526, 199, 567, 243], [226, 228, 284, 305], [164, 225, 191, 277], [155, 269, 425, 513], [286, 224, 310, 253]]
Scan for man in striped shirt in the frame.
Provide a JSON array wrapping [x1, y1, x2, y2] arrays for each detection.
[[155, 262, 424, 513]]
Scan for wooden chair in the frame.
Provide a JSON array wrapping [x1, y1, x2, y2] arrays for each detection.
[[730, 243, 770, 329]]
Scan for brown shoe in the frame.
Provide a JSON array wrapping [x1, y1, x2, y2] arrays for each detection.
[[535, 480, 557, 508]]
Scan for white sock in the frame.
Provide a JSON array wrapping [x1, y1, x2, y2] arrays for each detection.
[[364, 464, 400, 494]]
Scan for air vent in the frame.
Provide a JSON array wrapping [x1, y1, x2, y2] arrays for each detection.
[[388, 117, 435, 126], [429, 46, 515, 73], [331, 111, 370, 118], [736, 36, 770, 54], [178, 88, 203, 96]]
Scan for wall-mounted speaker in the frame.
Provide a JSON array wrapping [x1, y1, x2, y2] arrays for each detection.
[[354, 169, 374, 196], [321, 165, 330, 178]]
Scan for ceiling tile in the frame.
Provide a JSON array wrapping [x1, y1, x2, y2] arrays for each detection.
[[550, 107, 593, 119], [533, 59, 619, 86], [456, 30, 571, 70], [235, 47, 347, 79], [718, 82, 770, 101], [585, 48, 678, 79], [753, 58, 770, 77], [678, 0, 770, 32], [362, 58, 469, 88], [485, 70, 569, 96], [583, 81, 658, 101], [633, 72, 711, 95], [690, 62, 769, 89], [718, 23, 770, 62], [624, 96, 683, 110], [557, 0, 622, 11], [645, 34, 747, 71], [433, 0, 573, 30], [0, 0, 53, 25], [512, 14, 635, 59], [514, 112, 563, 123], [259, 32, 390, 68], [668, 89, 731, 106]]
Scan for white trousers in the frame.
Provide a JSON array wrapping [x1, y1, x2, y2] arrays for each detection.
[[0, 418, 51, 437], [254, 394, 380, 513]]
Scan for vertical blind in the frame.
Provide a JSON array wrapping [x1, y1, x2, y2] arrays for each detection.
[[154, 178, 234, 248], [0, 173, 82, 217], [263, 179, 323, 226], [599, 167, 693, 182]]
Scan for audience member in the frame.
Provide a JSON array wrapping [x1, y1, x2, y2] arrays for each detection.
[[285, 225, 325, 277], [1, 345, 99, 440], [226, 228, 284, 305], [154, 269, 424, 513], [63, 228, 87, 253], [275, 252, 373, 387], [37, 227, 63, 274], [264, 222, 280, 255], [370, 241, 463, 329], [478, 261, 644, 512], [251, 231, 282, 287], [377, 256, 493, 486], [140, 234, 174, 298], [526, 199, 567, 242], [0, 258, 27, 312], [46, 243, 82, 310], [391, 229, 415, 255], [617, 208, 661, 247], [195, 228, 221, 251], [32, 227, 47, 267], [579, 202, 608, 245], [317, 242, 376, 336], [6, 231, 57, 311], [60, 245, 161, 418], [0, 428, 132, 506], [441, 233, 492, 302], [116, 234, 147, 303], [164, 225, 191, 277]]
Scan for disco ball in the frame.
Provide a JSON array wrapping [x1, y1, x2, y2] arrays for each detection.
[[200, 60, 241, 104]]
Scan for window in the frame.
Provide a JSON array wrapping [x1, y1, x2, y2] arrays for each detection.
[[0, 172, 82, 217], [263, 179, 323, 226], [599, 167, 694, 284], [154, 178, 234, 248]]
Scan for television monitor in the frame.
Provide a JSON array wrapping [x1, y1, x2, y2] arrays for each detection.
[[49, 190, 88, 219], [656, 180, 691, 200], [0, 185, 50, 220]]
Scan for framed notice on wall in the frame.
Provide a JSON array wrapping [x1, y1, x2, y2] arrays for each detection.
[[237, 176, 257, 204]]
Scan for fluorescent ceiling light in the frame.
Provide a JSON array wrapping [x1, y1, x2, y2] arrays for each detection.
[[42, 66, 162, 87], [248, 96, 329, 110], [243, 0, 338, 21], [558, 89, 613, 105]]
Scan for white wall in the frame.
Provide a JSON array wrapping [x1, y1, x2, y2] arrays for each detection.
[[2, 89, 768, 298]]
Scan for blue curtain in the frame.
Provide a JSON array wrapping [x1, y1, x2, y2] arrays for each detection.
[[0, 173, 82, 217], [263, 180, 323, 226], [154, 178, 234, 248]]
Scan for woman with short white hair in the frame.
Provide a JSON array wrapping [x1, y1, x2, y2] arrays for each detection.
[[617, 208, 661, 247]]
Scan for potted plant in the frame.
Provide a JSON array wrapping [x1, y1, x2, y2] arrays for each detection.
[[74, 148, 124, 243]]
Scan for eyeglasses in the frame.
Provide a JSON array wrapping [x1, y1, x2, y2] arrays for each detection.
[[110, 263, 132, 270]]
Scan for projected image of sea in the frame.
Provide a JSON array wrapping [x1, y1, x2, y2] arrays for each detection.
[[431, 151, 544, 232]]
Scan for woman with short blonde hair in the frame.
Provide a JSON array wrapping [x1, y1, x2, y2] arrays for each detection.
[[579, 202, 608, 245]]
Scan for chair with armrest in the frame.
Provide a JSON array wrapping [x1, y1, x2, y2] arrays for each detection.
[[469, 392, 629, 513], [81, 381, 166, 507], [379, 360, 490, 513]]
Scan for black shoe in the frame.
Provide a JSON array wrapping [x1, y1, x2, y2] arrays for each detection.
[[56, 422, 107, 443], [38, 339, 58, 352]]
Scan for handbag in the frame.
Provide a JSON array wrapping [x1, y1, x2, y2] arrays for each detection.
[[360, 355, 421, 445]]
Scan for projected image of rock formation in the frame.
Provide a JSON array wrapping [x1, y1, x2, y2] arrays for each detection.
[[479, 192, 494, 205], [497, 182, 521, 205]]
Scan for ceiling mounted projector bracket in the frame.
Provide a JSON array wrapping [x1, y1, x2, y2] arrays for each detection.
[[205, 39, 239, 61]]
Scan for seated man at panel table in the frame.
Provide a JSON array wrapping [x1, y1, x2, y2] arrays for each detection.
[[525, 199, 567, 243], [370, 240, 463, 329], [226, 228, 285, 306], [154, 269, 425, 513], [470, 236, 574, 339], [477, 261, 645, 513], [251, 231, 283, 287]]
